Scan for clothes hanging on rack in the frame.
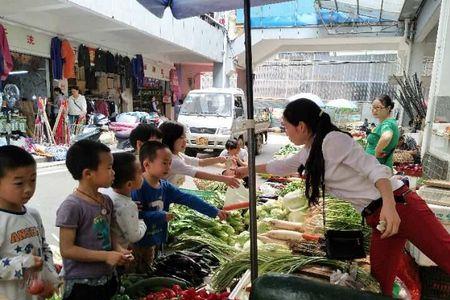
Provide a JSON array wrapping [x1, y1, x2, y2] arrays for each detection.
[[94, 49, 107, 73], [132, 55, 144, 89], [77, 44, 91, 83], [106, 51, 116, 74], [51, 37, 63, 80], [95, 100, 109, 116], [0, 24, 13, 81], [86, 68, 97, 90], [61, 39, 75, 79]]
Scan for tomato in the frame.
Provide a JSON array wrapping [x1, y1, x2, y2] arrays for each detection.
[[162, 288, 176, 298], [172, 284, 183, 295], [39, 281, 55, 298], [27, 278, 45, 295]]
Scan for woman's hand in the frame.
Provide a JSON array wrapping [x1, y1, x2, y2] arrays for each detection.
[[379, 202, 401, 239], [235, 167, 249, 178], [217, 156, 227, 164], [375, 147, 387, 158], [223, 176, 240, 188]]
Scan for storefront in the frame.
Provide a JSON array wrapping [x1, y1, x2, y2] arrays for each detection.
[[132, 58, 175, 119]]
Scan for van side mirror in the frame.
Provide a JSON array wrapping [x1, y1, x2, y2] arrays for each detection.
[[234, 107, 244, 118]]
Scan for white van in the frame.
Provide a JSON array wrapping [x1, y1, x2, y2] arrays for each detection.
[[178, 88, 270, 155]]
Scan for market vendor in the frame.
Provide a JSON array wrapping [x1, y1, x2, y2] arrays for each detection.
[[365, 95, 399, 170], [67, 86, 87, 125], [397, 134, 421, 164], [236, 98, 450, 297]]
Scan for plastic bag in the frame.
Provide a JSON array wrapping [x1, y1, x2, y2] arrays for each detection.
[[223, 181, 249, 210]]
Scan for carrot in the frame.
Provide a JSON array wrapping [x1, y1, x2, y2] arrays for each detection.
[[266, 219, 305, 232], [302, 233, 322, 241], [223, 202, 249, 211]]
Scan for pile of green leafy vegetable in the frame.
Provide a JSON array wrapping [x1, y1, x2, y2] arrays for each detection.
[[278, 180, 305, 197], [274, 144, 300, 157]]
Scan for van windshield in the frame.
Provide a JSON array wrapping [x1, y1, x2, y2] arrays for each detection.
[[180, 93, 232, 117]]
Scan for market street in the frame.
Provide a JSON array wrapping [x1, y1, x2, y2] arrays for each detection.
[[30, 133, 289, 251]]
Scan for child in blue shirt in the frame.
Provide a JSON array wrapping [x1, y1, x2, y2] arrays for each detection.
[[131, 141, 228, 271]]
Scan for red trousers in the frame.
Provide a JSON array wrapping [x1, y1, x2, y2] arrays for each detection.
[[366, 185, 450, 296]]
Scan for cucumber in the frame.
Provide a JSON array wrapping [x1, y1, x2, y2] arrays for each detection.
[[250, 274, 389, 300], [125, 276, 188, 298]]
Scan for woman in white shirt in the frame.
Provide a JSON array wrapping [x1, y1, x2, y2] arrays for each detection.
[[159, 121, 240, 188], [237, 98, 450, 296], [67, 86, 87, 125]]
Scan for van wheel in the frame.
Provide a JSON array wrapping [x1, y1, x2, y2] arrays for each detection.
[[255, 133, 264, 155], [185, 148, 198, 157]]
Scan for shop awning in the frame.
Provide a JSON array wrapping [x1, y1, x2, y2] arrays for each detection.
[[137, 0, 290, 19]]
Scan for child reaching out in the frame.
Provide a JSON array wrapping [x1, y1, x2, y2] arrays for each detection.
[[56, 140, 132, 300], [131, 141, 229, 272], [0, 146, 59, 300], [103, 153, 146, 249]]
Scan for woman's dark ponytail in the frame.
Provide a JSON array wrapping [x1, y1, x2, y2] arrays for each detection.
[[284, 99, 348, 206]]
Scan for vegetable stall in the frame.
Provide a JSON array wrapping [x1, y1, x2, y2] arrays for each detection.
[[107, 143, 399, 300]]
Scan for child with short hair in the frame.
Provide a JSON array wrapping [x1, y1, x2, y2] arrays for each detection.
[[129, 123, 163, 154], [131, 141, 229, 272], [0, 145, 59, 300], [103, 152, 146, 249], [220, 139, 248, 167], [56, 140, 132, 300]]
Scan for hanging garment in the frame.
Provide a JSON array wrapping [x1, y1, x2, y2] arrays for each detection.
[[94, 49, 107, 73], [106, 51, 116, 74], [123, 56, 132, 88], [86, 100, 95, 115], [61, 39, 76, 79], [132, 55, 144, 89], [107, 100, 116, 115], [95, 100, 110, 116], [86, 68, 97, 90], [51, 37, 63, 80], [77, 44, 91, 81], [0, 24, 13, 80]]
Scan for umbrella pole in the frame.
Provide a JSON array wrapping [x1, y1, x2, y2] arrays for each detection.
[[243, 0, 258, 282]]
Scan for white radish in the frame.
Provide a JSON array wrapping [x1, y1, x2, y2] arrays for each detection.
[[262, 229, 304, 242], [257, 235, 289, 247], [266, 218, 305, 232]]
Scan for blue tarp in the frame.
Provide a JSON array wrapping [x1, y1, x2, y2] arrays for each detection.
[[236, 0, 386, 28]]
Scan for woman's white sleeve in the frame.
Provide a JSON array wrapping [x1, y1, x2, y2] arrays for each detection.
[[266, 150, 308, 176], [171, 156, 198, 177], [180, 153, 200, 167], [323, 132, 392, 184]]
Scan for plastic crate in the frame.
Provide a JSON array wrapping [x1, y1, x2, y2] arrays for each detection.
[[420, 267, 450, 300]]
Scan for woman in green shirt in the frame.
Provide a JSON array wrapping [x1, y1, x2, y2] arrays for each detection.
[[366, 95, 399, 169]]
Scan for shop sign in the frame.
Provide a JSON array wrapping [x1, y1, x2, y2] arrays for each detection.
[[3, 24, 51, 58]]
